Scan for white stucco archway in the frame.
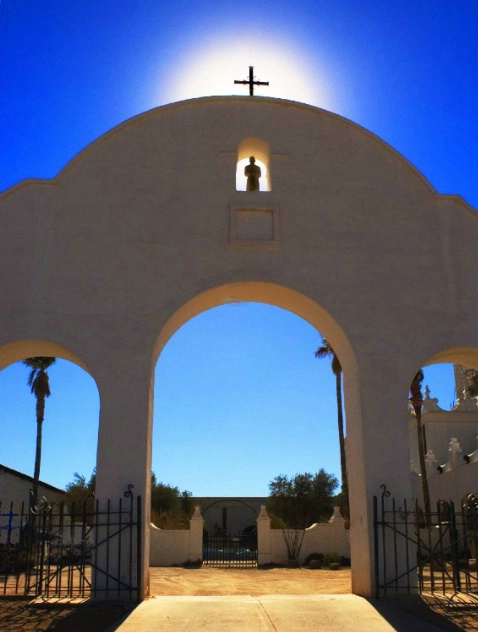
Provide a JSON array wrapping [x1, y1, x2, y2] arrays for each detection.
[[426, 348, 478, 370], [1, 96, 477, 598], [151, 281, 368, 585]]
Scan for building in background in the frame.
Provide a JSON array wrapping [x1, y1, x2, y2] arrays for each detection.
[[410, 366, 478, 508], [0, 463, 66, 512]]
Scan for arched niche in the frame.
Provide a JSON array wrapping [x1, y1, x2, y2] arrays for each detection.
[[236, 138, 271, 191]]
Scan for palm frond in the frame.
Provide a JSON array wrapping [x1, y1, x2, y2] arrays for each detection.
[[315, 336, 333, 359], [315, 338, 341, 374]]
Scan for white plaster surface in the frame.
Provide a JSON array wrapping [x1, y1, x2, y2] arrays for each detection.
[[149, 525, 190, 567], [270, 520, 350, 566]]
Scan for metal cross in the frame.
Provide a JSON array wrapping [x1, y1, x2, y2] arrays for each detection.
[[234, 66, 269, 96]]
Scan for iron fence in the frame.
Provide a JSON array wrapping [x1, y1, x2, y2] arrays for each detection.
[[374, 484, 478, 601], [203, 529, 257, 567], [0, 485, 142, 602]]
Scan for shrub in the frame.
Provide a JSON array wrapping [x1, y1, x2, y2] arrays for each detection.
[[323, 551, 341, 567], [181, 559, 201, 568], [303, 552, 324, 566]]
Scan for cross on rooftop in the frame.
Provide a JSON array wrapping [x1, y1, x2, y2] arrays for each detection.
[[234, 66, 269, 96]]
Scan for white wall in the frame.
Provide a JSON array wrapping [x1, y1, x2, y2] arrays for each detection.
[[0, 467, 66, 511], [150, 506, 204, 566], [148, 507, 350, 567], [409, 396, 478, 508], [270, 509, 350, 565], [0, 466, 68, 544], [149, 524, 190, 566], [412, 460, 478, 510]]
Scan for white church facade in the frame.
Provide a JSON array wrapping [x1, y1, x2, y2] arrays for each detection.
[[1, 96, 477, 599], [410, 374, 478, 510]]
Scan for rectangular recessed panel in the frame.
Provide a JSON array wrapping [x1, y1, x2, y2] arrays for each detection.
[[236, 209, 274, 241]]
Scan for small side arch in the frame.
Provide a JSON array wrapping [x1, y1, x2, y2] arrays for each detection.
[[424, 347, 478, 370], [0, 339, 92, 375]]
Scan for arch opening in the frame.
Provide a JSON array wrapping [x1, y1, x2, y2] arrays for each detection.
[[151, 292, 357, 577], [0, 339, 100, 503], [407, 348, 478, 514], [153, 302, 344, 499]]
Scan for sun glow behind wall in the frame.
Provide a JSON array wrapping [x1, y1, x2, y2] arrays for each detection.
[[160, 33, 335, 110]]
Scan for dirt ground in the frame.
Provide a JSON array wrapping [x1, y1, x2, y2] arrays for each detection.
[[0, 567, 477, 632], [149, 566, 352, 596]]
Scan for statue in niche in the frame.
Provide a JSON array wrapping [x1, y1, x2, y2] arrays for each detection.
[[244, 156, 261, 191]]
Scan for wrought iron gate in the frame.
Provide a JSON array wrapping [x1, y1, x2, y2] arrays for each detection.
[[0, 486, 142, 601], [203, 528, 257, 567], [374, 485, 478, 600]]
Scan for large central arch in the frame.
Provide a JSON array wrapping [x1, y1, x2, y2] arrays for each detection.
[[1, 96, 477, 598], [152, 281, 368, 586]]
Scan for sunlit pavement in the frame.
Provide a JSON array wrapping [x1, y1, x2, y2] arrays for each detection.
[[107, 594, 450, 631]]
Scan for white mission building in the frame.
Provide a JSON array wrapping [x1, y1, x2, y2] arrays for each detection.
[[409, 367, 478, 509]]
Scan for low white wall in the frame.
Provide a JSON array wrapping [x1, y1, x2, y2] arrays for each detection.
[[302, 522, 350, 560], [150, 524, 190, 566], [149, 506, 350, 567], [269, 509, 350, 565], [150, 507, 204, 566]]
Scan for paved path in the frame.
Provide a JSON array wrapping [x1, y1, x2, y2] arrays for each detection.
[[107, 594, 453, 631]]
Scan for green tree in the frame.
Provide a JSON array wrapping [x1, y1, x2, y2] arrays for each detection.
[[22, 357, 56, 508], [410, 369, 431, 522], [268, 470, 338, 528], [315, 338, 349, 526], [150, 473, 193, 529], [267, 470, 338, 561], [64, 470, 193, 527], [65, 470, 96, 514]]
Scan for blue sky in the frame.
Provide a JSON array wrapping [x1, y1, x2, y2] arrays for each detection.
[[0, 1, 475, 497]]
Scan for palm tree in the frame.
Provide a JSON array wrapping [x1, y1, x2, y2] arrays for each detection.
[[315, 337, 349, 526], [410, 369, 431, 522], [22, 357, 56, 508]]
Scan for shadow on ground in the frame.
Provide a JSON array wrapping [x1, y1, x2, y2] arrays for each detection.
[[0, 599, 132, 632], [367, 596, 478, 632]]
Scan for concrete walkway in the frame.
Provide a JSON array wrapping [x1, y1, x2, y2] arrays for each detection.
[[106, 594, 454, 631]]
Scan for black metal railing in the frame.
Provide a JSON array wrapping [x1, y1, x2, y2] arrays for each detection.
[[203, 530, 257, 567], [0, 486, 142, 602], [374, 485, 478, 600]]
